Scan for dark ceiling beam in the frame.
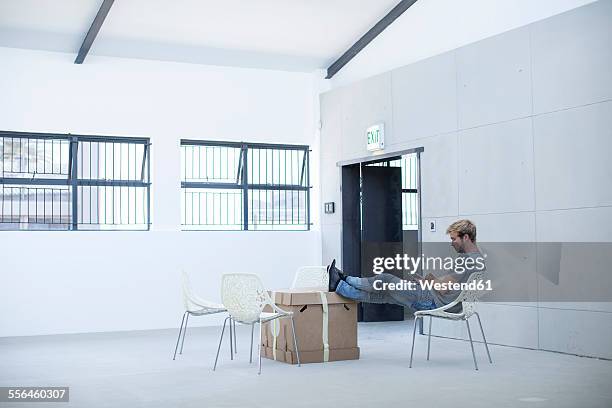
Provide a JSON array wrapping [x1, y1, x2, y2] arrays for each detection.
[[74, 0, 116, 64], [325, 0, 418, 79]]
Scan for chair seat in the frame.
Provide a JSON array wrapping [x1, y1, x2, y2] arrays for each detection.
[[415, 309, 467, 320], [415, 312, 466, 320], [187, 306, 226, 316], [259, 311, 291, 323]]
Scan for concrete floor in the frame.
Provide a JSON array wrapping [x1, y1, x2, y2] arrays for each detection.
[[1, 321, 611, 408]]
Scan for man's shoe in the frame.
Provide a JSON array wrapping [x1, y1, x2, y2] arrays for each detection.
[[330, 259, 347, 280], [328, 259, 345, 292]]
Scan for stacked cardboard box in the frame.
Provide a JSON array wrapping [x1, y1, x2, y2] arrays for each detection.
[[261, 289, 359, 364]]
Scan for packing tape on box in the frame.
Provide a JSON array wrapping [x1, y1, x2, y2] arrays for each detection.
[[272, 320, 278, 361], [318, 291, 330, 362], [269, 291, 280, 361]]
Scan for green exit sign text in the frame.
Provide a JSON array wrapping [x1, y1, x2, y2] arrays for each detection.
[[366, 123, 385, 151]]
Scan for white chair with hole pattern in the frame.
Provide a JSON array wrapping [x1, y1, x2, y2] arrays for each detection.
[[291, 266, 329, 289], [173, 271, 236, 360], [215, 273, 301, 374], [409, 270, 493, 370]]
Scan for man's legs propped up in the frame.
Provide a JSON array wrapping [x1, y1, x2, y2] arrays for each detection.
[[336, 271, 437, 311]]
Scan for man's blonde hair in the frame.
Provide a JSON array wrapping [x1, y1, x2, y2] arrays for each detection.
[[446, 219, 477, 242]]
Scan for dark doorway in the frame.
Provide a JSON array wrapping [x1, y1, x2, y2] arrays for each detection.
[[341, 153, 421, 322]]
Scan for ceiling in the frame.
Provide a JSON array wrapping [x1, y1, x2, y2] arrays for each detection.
[[0, 0, 400, 71], [0, 0, 598, 76]]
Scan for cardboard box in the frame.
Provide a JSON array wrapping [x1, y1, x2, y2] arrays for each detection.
[[260, 345, 360, 364], [261, 289, 359, 364]]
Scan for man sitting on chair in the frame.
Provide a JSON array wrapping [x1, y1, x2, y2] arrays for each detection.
[[329, 219, 485, 313]]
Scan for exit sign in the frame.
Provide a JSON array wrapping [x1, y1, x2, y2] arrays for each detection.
[[366, 123, 385, 151]]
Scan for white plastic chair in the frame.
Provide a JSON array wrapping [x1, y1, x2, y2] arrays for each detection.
[[291, 266, 329, 289], [409, 271, 493, 370], [215, 273, 301, 374], [173, 271, 235, 360]]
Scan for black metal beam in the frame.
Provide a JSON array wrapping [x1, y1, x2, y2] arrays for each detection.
[[182, 182, 241, 190], [0, 178, 69, 186], [181, 182, 309, 191], [75, 0, 115, 64], [248, 184, 309, 191], [77, 179, 150, 187], [70, 137, 79, 230], [235, 148, 244, 184], [325, 0, 418, 79], [0, 130, 149, 144], [0, 178, 150, 188], [180, 139, 309, 151], [242, 145, 249, 230], [140, 144, 149, 182]]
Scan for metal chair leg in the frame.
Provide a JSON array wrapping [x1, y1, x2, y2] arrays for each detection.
[[475, 312, 492, 363], [290, 316, 301, 366], [233, 319, 237, 353], [229, 318, 234, 360], [466, 319, 478, 371], [409, 316, 419, 368], [249, 323, 255, 364], [173, 312, 187, 360], [179, 312, 190, 355], [427, 316, 432, 361], [258, 320, 263, 375], [213, 317, 229, 371]]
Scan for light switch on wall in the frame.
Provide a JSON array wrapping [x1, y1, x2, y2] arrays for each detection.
[[324, 202, 335, 214]]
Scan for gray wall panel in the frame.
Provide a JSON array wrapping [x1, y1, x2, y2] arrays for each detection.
[[534, 101, 612, 210], [456, 27, 532, 129], [458, 118, 535, 214], [392, 52, 458, 142], [539, 308, 612, 359], [531, 0, 612, 114], [420, 132, 459, 218]]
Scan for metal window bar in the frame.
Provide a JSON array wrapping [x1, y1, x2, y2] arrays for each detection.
[[0, 131, 151, 231], [180, 140, 310, 231]]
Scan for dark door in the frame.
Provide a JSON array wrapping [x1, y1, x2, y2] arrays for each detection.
[[341, 164, 361, 280], [360, 166, 404, 321]]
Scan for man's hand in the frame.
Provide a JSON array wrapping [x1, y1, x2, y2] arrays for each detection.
[[423, 273, 437, 282], [417, 273, 437, 289]]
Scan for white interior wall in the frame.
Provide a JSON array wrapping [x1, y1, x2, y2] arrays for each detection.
[[319, 1, 612, 358], [329, 0, 598, 87], [0, 47, 321, 337]]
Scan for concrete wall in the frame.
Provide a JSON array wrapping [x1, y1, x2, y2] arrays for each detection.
[[0, 47, 322, 337], [329, 0, 598, 87], [319, 1, 612, 358]]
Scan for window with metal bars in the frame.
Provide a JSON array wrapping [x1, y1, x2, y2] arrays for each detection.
[[0, 131, 151, 231], [181, 140, 310, 231]]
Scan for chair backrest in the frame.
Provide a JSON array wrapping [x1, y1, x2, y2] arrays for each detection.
[[454, 271, 486, 317], [291, 266, 328, 289], [221, 273, 269, 323], [182, 270, 201, 312]]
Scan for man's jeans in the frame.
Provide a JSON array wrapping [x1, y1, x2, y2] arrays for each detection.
[[336, 273, 437, 311]]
